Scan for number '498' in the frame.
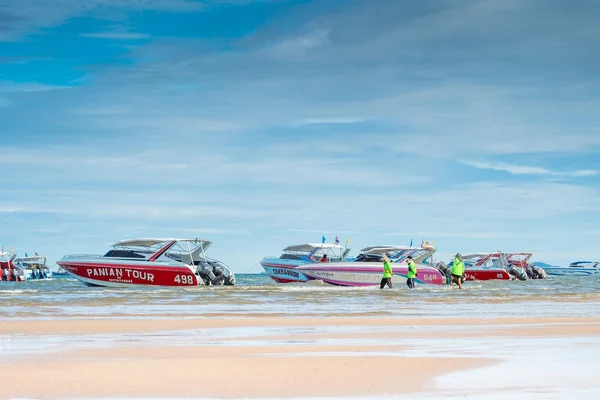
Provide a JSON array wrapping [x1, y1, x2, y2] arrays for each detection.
[[174, 275, 194, 284]]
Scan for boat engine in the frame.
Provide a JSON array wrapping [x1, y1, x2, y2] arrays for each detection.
[[197, 261, 216, 285], [527, 265, 547, 279], [434, 261, 452, 284], [507, 265, 527, 281]]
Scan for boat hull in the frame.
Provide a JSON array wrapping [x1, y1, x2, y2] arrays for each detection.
[[543, 267, 599, 276], [260, 261, 311, 283], [463, 269, 511, 281], [56, 260, 200, 287], [298, 263, 445, 286]]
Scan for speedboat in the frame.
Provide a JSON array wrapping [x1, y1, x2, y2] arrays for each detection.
[[440, 253, 511, 281], [0, 249, 27, 282], [297, 243, 445, 286], [538, 261, 599, 276], [14, 254, 53, 280], [56, 238, 235, 287], [260, 243, 351, 283], [440, 252, 546, 281]]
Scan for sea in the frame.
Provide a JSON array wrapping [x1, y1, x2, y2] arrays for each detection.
[[1, 273, 600, 320]]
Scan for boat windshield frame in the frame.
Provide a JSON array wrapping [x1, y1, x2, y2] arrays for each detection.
[[107, 238, 213, 264], [279, 243, 350, 262]]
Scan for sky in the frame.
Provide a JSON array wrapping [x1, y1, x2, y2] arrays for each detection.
[[1, 0, 599, 272]]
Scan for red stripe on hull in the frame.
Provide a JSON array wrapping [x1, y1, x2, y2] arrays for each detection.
[[464, 270, 510, 281], [57, 262, 198, 286]]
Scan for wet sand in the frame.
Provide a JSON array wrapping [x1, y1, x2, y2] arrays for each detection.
[[2, 316, 599, 399]]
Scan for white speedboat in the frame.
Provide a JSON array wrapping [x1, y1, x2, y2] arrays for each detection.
[[57, 238, 236, 287], [14, 254, 53, 280], [539, 261, 599, 276]]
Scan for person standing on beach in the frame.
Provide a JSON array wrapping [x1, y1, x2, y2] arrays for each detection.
[[406, 255, 417, 289], [380, 254, 393, 289], [451, 253, 465, 289]]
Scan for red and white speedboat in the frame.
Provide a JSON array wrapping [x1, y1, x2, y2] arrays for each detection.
[[441, 252, 539, 281], [57, 238, 236, 287], [0, 249, 26, 282]]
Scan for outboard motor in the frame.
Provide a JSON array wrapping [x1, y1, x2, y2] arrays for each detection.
[[196, 261, 217, 285], [531, 265, 547, 279], [508, 265, 527, 281], [434, 261, 452, 285], [208, 261, 225, 285], [224, 275, 235, 286]]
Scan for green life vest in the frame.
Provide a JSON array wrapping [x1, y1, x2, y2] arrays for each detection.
[[382, 260, 393, 278], [451, 257, 465, 276], [407, 260, 417, 279]]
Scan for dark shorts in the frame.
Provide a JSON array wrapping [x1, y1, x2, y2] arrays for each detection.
[[451, 274, 462, 279]]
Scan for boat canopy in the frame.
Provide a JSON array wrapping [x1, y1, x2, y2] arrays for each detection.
[[112, 238, 212, 252], [280, 243, 350, 262], [282, 243, 347, 253], [359, 245, 414, 255]]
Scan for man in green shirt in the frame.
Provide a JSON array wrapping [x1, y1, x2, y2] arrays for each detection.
[[451, 253, 465, 289], [406, 255, 417, 289], [380, 254, 393, 289]]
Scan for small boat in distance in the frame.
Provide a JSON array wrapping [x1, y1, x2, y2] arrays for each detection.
[[260, 242, 351, 283], [0, 249, 26, 282], [14, 254, 53, 280], [538, 260, 599, 276], [57, 238, 236, 287]]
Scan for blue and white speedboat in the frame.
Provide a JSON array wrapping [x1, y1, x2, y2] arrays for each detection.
[[260, 242, 351, 283], [536, 261, 599, 276], [14, 254, 53, 280]]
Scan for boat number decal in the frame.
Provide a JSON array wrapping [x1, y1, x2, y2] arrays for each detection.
[[174, 274, 194, 284], [497, 273, 504, 279], [272, 268, 300, 278]]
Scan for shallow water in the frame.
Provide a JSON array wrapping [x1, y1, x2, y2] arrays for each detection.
[[1, 273, 600, 320]]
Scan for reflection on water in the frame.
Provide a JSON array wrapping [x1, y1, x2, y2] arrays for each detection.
[[1, 274, 600, 319]]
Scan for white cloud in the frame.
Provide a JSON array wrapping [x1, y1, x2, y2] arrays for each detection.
[[460, 160, 598, 177], [291, 117, 372, 126], [80, 32, 151, 40], [383, 231, 538, 240], [269, 28, 331, 60], [0, 81, 72, 93]]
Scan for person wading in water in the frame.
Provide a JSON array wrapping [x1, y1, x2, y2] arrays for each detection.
[[380, 254, 393, 289], [451, 253, 465, 289], [406, 255, 417, 289]]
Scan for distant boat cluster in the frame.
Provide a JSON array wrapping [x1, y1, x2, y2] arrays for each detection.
[[1, 237, 598, 287], [0, 250, 53, 282]]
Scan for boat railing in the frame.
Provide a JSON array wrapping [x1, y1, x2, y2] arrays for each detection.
[[62, 254, 102, 259]]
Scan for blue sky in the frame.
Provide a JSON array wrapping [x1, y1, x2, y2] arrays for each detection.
[[1, 0, 599, 271]]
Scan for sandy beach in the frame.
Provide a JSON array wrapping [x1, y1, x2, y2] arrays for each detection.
[[2, 315, 599, 399]]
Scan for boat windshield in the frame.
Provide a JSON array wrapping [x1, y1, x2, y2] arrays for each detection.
[[279, 244, 349, 262], [310, 247, 347, 262], [103, 249, 147, 259]]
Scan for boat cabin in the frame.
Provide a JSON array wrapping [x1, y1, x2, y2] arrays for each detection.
[[279, 243, 350, 263]]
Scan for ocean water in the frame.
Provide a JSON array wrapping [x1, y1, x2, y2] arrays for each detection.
[[1, 273, 600, 320]]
